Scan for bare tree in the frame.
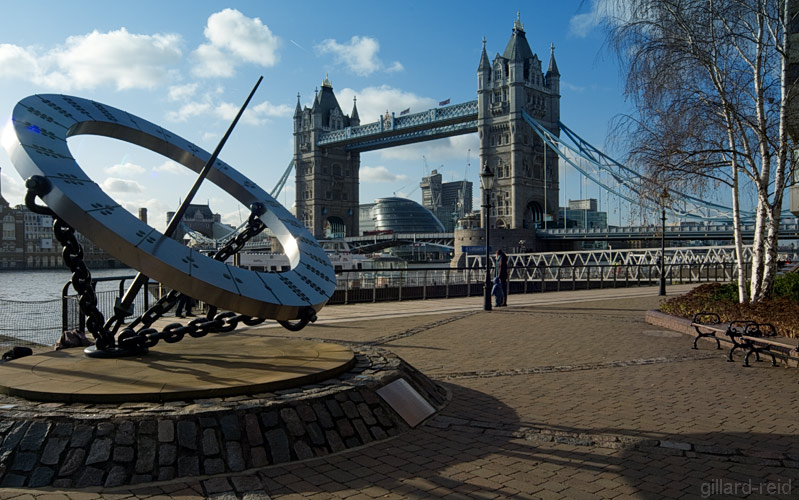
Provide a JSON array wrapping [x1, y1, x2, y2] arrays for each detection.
[[605, 0, 796, 302]]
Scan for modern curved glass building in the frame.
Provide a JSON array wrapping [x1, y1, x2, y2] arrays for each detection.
[[369, 197, 446, 233]]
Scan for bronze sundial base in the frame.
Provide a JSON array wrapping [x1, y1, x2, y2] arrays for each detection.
[[0, 332, 354, 403]]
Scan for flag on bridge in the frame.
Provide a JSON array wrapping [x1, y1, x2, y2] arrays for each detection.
[[439, 98, 450, 106], [400, 107, 410, 115]]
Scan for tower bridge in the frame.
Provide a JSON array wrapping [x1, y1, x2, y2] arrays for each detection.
[[293, 14, 560, 248], [284, 13, 797, 258]]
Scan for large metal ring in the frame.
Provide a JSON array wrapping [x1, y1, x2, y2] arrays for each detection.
[[2, 94, 335, 320]]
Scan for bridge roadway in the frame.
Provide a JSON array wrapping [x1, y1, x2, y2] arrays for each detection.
[[342, 222, 799, 250]]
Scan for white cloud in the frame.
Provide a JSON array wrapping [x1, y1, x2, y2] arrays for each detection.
[[105, 161, 146, 177], [315, 36, 402, 77], [152, 160, 185, 174], [360, 166, 408, 183], [0, 29, 183, 91], [378, 133, 480, 164], [0, 44, 39, 81], [167, 101, 212, 122], [0, 168, 25, 205], [569, 0, 626, 38], [336, 85, 435, 124], [213, 99, 292, 125], [168, 83, 199, 101], [193, 9, 281, 78], [102, 177, 145, 193]]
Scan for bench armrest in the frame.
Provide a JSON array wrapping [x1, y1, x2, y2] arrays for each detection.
[[692, 312, 720, 325]]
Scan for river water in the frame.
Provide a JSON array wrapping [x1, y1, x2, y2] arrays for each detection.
[[0, 268, 138, 301]]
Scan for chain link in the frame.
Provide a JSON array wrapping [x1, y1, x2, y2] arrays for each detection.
[[114, 203, 270, 351], [24, 183, 311, 355]]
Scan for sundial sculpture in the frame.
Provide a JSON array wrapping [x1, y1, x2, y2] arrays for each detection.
[[2, 80, 336, 357]]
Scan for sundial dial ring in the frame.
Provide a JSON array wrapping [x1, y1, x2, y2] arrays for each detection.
[[2, 94, 335, 321]]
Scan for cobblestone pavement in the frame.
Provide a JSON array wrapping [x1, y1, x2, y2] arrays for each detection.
[[4, 284, 799, 499]]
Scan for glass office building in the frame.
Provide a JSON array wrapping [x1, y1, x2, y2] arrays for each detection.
[[368, 197, 446, 233]]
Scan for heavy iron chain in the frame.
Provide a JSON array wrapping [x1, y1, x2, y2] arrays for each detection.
[[115, 203, 271, 352], [25, 176, 305, 354], [25, 176, 116, 350]]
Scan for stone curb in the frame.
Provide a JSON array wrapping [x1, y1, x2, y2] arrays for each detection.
[[429, 416, 799, 468], [0, 347, 448, 489]]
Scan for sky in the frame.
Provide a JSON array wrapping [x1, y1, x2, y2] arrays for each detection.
[[0, 0, 642, 232]]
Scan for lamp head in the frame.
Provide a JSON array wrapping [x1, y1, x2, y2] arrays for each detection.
[[480, 161, 495, 191]]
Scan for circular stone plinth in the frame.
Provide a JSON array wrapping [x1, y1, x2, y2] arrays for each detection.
[[0, 332, 354, 403]]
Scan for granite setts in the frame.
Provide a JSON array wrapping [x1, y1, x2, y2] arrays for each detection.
[[0, 346, 448, 488]]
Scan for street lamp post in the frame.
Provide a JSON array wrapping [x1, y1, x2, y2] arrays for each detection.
[[659, 188, 670, 296], [480, 162, 495, 311]]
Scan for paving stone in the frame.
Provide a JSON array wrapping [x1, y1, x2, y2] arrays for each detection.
[[204, 476, 233, 494], [220, 414, 241, 440], [251, 446, 269, 468], [177, 456, 199, 477], [96, 422, 114, 437], [177, 421, 198, 450], [158, 420, 174, 443], [19, 421, 50, 451], [325, 430, 346, 453], [356, 403, 377, 425], [203, 428, 220, 455], [265, 429, 291, 464], [280, 408, 306, 437], [226, 441, 246, 472], [232, 474, 263, 493], [336, 418, 355, 438], [11, 452, 36, 472], [352, 419, 373, 444], [296, 404, 317, 423], [0, 422, 29, 454], [41, 437, 68, 465], [326, 399, 344, 418], [306, 422, 326, 446], [116, 420, 135, 445], [260, 411, 279, 429], [53, 423, 73, 437], [75, 466, 104, 488], [103, 465, 128, 488], [28, 466, 54, 487], [199, 417, 218, 428], [340, 400, 359, 419], [57, 448, 85, 477], [293, 440, 314, 460], [313, 402, 335, 429], [159, 443, 176, 466], [70, 425, 93, 448], [85, 437, 112, 465], [112, 446, 134, 463], [138, 419, 157, 435], [244, 414, 263, 446], [157, 466, 176, 482], [204, 457, 225, 475], [0, 473, 26, 487], [135, 436, 156, 474]]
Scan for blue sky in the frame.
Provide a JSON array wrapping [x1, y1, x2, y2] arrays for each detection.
[[0, 0, 639, 231]]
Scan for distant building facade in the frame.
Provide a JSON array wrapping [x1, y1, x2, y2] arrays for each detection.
[[420, 169, 473, 232]]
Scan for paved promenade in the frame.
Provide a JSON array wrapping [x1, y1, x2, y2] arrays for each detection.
[[3, 284, 799, 499]]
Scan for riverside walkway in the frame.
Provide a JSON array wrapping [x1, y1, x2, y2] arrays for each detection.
[[2, 284, 798, 499]]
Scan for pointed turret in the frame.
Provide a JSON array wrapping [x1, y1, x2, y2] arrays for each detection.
[[478, 36, 490, 72], [294, 93, 302, 118], [546, 43, 560, 94], [350, 96, 360, 127], [546, 43, 560, 76], [502, 12, 533, 63]]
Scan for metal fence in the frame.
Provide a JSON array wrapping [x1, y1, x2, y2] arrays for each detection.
[[0, 260, 742, 350], [327, 261, 742, 304]]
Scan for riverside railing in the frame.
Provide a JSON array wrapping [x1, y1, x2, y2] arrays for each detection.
[[0, 260, 743, 350]]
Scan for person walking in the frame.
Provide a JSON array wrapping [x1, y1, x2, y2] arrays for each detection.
[[496, 249, 508, 306], [175, 293, 196, 318]]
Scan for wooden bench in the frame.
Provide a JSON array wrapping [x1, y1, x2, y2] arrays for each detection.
[[691, 312, 799, 367]]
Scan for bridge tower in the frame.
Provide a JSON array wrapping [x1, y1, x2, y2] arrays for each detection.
[[293, 76, 361, 239], [477, 14, 560, 231]]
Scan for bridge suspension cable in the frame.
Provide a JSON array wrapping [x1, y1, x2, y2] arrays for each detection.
[[521, 110, 771, 222]]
